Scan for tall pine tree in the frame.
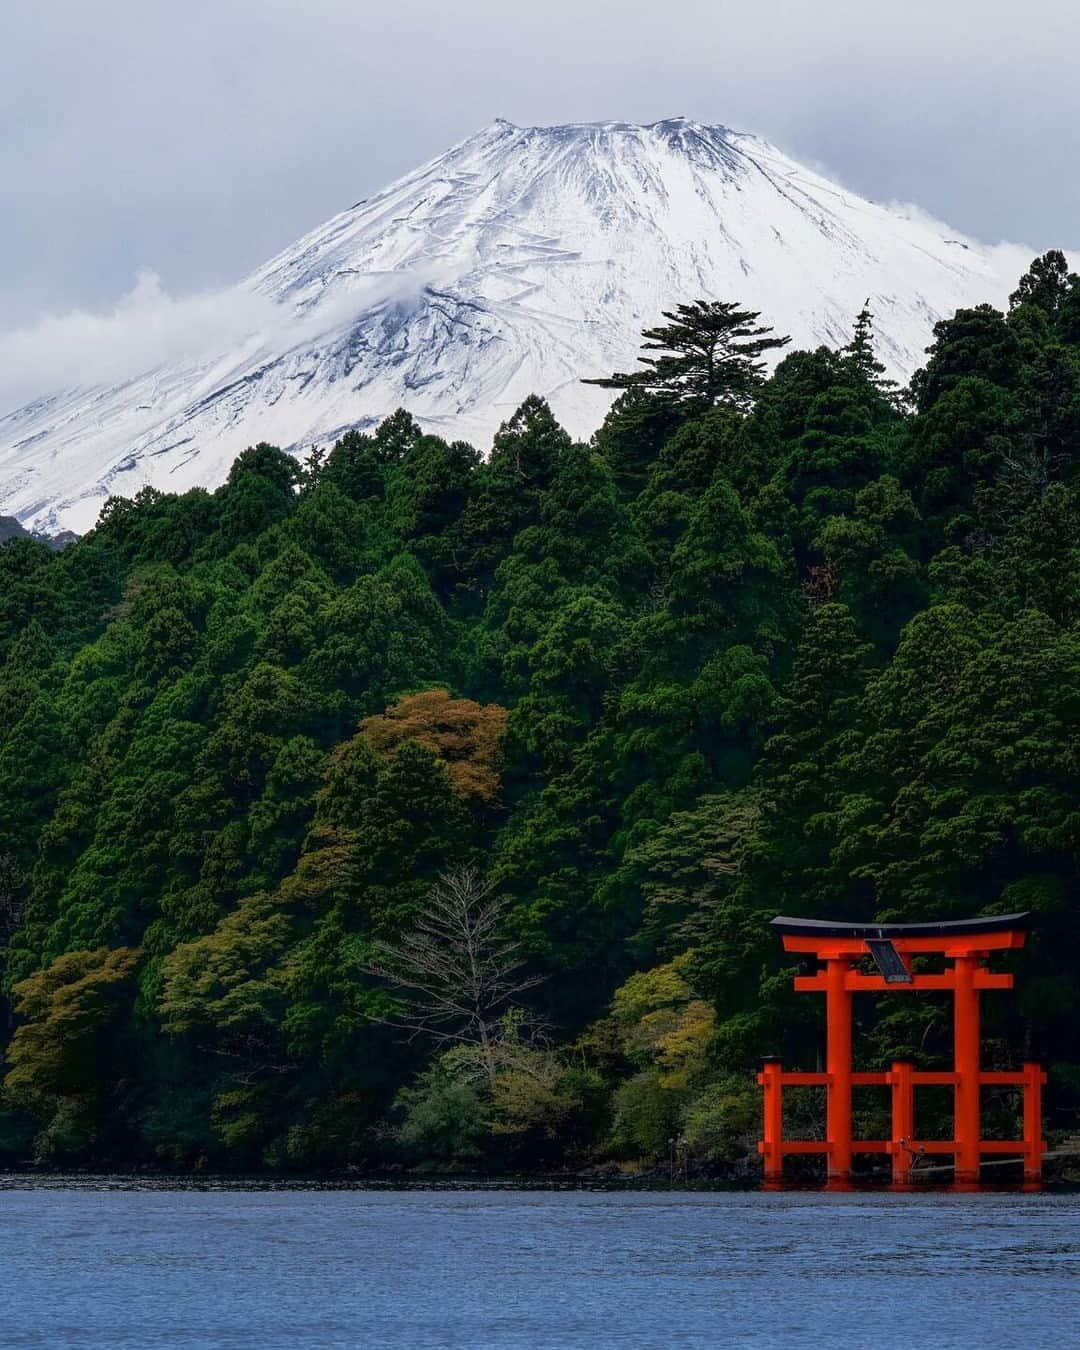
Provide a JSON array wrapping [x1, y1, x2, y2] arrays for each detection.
[[584, 301, 789, 412]]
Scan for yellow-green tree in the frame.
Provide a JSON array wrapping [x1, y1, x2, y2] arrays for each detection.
[[4, 946, 142, 1158]]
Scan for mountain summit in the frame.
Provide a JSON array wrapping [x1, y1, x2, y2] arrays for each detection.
[[0, 117, 1033, 532]]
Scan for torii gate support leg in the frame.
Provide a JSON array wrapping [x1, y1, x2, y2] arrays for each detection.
[[953, 956, 981, 1184], [890, 1059, 915, 1186], [1023, 1061, 1045, 1184], [760, 1058, 784, 1185]]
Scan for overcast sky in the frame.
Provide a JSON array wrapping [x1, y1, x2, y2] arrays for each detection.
[[3, 0, 1079, 330]]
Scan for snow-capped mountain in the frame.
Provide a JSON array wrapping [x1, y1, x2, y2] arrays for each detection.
[[0, 117, 1041, 533]]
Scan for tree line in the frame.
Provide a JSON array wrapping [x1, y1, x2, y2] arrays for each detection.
[[1, 253, 1079, 1173]]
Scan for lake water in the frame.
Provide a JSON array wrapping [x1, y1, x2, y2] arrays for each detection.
[[1, 1181, 1077, 1348]]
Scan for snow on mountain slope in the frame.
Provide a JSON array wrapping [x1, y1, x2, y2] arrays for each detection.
[[0, 117, 1042, 533]]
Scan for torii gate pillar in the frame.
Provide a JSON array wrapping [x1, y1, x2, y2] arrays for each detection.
[[953, 954, 981, 1183], [825, 956, 853, 1181]]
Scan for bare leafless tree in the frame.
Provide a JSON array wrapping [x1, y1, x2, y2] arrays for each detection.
[[363, 867, 543, 1072]]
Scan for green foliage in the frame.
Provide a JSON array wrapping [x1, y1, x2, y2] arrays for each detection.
[[1009, 249, 1077, 316], [585, 301, 790, 412], [394, 1055, 490, 1165], [4, 946, 143, 1159], [3, 267, 1080, 1172], [681, 1076, 759, 1163]]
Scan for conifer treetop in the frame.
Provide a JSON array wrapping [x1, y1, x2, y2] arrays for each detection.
[[584, 300, 790, 412]]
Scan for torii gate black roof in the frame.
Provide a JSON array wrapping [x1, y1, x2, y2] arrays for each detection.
[[770, 913, 1030, 940]]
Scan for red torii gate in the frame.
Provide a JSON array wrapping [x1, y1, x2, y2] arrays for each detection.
[[758, 913, 1046, 1187]]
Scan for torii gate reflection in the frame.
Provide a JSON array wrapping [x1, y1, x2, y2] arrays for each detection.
[[758, 914, 1046, 1188]]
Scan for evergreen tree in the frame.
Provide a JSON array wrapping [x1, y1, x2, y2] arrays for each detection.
[[1009, 250, 1075, 316], [584, 301, 789, 412], [842, 301, 898, 400]]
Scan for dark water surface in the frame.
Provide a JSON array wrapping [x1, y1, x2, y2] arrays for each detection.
[[1, 1181, 1077, 1348]]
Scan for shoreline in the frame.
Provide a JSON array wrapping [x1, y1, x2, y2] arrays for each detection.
[[2, 1170, 1076, 1193]]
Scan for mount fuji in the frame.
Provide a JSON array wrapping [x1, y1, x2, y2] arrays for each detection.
[[0, 117, 1040, 533]]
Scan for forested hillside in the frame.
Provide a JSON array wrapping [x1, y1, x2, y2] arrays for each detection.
[[1, 254, 1079, 1173]]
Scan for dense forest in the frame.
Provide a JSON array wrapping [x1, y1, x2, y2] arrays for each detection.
[[1, 252, 1079, 1175]]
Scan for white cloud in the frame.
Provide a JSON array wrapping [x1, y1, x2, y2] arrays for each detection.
[[0, 270, 276, 411], [0, 264, 443, 414]]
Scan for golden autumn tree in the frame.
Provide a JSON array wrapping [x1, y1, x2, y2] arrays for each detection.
[[359, 688, 509, 804]]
